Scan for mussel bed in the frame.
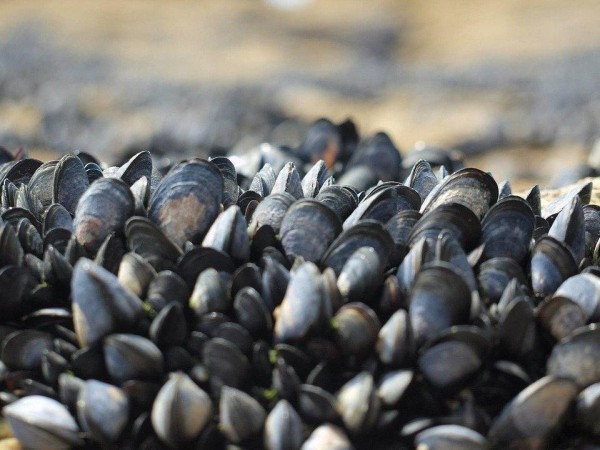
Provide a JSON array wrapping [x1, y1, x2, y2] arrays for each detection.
[[0, 119, 599, 449]]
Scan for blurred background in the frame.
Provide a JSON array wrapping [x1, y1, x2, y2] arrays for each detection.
[[0, 0, 599, 190]]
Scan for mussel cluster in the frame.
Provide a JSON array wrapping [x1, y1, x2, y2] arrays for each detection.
[[0, 118, 599, 449]]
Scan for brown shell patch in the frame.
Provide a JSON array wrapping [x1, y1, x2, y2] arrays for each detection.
[[158, 193, 207, 247]]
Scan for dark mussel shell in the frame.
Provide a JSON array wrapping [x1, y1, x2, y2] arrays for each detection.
[[148, 159, 223, 247], [421, 167, 498, 220], [115, 150, 152, 186], [415, 424, 488, 450], [548, 195, 585, 264], [301, 159, 329, 198], [274, 262, 327, 343], [343, 183, 421, 229], [409, 263, 471, 348], [151, 372, 213, 448], [404, 159, 439, 202], [409, 203, 481, 251], [547, 324, 600, 388], [125, 217, 182, 272], [297, 118, 341, 168], [315, 185, 359, 223], [248, 163, 277, 197], [321, 220, 393, 275], [272, 162, 304, 200], [248, 192, 295, 238], [73, 177, 134, 254], [345, 131, 402, 183], [554, 273, 600, 322], [210, 156, 239, 208], [71, 259, 144, 347], [487, 376, 578, 448], [202, 205, 250, 264], [77, 379, 130, 443], [531, 236, 579, 298], [480, 195, 535, 263], [43, 203, 73, 234], [26, 161, 58, 219], [53, 154, 90, 216], [280, 199, 342, 263], [337, 246, 384, 304], [3, 395, 83, 449]]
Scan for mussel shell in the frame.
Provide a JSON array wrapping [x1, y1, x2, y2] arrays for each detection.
[[4, 395, 83, 450], [202, 337, 250, 390], [297, 118, 341, 167], [1, 158, 42, 187], [333, 302, 380, 360], [409, 203, 481, 251], [189, 267, 231, 316], [117, 251, 157, 298], [264, 399, 304, 450], [343, 183, 421, 229], [531, 236, 579, 298], [94, 232, 126, 275], [248, 192, 295, 238], [415, 425, 487, 450], [480, 195, 535, 263], [249, 163, 277, 197], [548, 195, 585, 264], [234, 287, 273, 339], [210, 156, 239, 208], [53, 154, 90, 216], [487, 376, 578, 448], [151, 372, 213, 449], [274, 262, 327, 343], [409, 263, 471, 348], [421, 168, 498, 219], [346, 131, 402, 182], [148, 159, 223, 247], [280, 199, 342, 263], [547, 324, 600, 388], [43, 203, 73, 234], [418, 340, 482, 394], [71, 259, 144, 347], [73, 177, 134, 254], [125, 217, 182, 272], [404, 159, 439, 202], [301, 159, 329, 198], [542, 181, 592, 220], [337, 246, 384, 303], [575, 382, 600, 436], [26, 161, 58, 219], [301, 424, 353, 450], [272, 162, 304, 199], [103, 333, 164, 384], [0, 221, 24, 267], [219, 386, 267, 444], [376, 309, 412, 367], [177, 246, 235, 288], [537, 295, 587, 342], [554, 273, 600, 322], [315, 185, 359, 223], [478, 257, 528, 303], [336, 371, 380, 435], [77, 379, 130, 443], [202, 205, 250, 264], [322, 220, 393, 275], [116, 151, 152, 186], [1, 330, 53, 370]]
